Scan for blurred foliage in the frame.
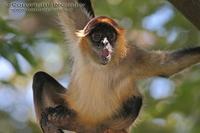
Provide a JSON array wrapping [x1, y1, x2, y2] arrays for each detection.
[[0, 17, 36, 75], [0, 0, 199, 133]]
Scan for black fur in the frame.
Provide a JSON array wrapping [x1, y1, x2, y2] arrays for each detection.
[[89, 23, 117, 45], [121, 96, 143, 118], [111, 96, 143, 121], [32, 72, 67, 133], [40, 112, 64, 133], [78, 0, 95, 17], [172, 47, 200, 58]]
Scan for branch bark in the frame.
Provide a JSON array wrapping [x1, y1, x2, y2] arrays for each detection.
[[168, 0, 200, 30]]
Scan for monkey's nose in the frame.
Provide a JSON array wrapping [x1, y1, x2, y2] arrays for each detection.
[[102, 37, 109, 46]]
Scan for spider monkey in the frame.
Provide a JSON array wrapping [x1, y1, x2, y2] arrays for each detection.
[[32, 0, 200, 133]]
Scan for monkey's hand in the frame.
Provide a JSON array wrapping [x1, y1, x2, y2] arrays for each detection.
[[45, 105, 78, 132], [40, 111, 64, 133]]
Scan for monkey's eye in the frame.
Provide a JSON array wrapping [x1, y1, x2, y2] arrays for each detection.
[[91, 32, 102, 42], [107, 32, 116, 42]]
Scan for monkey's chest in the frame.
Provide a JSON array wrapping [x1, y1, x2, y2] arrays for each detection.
[[70, 84, 121, 125], [68, 73, 136, 126]]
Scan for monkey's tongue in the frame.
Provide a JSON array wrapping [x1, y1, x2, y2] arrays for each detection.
[[100, 49, 110, 58]]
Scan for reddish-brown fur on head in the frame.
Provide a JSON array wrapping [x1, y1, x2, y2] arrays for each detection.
[[76, 16, 124, 37]]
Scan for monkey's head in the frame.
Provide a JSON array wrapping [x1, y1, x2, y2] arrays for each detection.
[[77, 16, 126, 65]]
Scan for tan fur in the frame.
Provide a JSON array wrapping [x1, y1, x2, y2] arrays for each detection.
[[66, 65, 138, 126], [113, 32, 128, 65]]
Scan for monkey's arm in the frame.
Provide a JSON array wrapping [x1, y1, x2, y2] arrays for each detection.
[[54, 0, 94, 49], [55, 0, 94, 29], [133, 47, 200, 79]]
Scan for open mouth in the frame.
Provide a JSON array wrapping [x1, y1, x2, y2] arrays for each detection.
[[100, 48, 110, 57], [98, 49, 111, 65]]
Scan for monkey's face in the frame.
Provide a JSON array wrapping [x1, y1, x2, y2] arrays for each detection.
[[88, 23, 117, 65]]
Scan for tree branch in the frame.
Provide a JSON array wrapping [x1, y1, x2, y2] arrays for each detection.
[[168, 0, 200, 30]]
